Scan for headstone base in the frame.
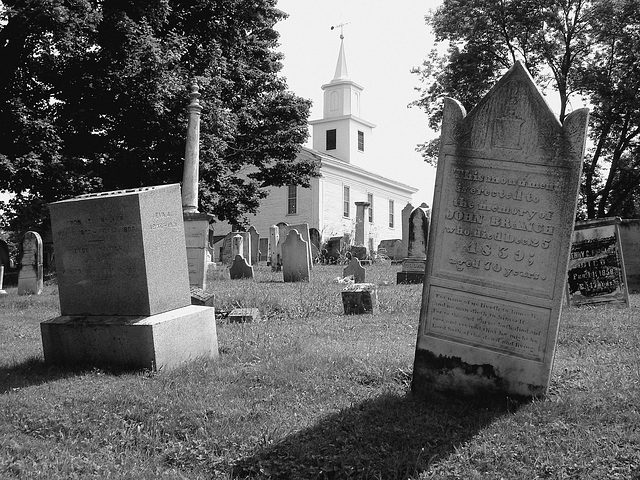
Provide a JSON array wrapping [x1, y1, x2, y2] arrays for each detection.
[[190, 287, 215, 307], [342, 284, 378, 315], [40, 305, 218, 371]]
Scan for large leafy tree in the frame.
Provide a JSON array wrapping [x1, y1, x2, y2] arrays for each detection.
[[0, 0, 318, 233], [412, 0, 640, 219]]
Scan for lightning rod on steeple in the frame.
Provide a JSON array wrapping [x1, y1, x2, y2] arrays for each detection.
[[330, 22, 350, 39]]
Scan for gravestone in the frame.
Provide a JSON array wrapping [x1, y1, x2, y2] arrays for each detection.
[[221, 231, 251, 266], [18, 231, 44, 295], [342, 283, 378, 315], [281, 229, 310, 282], [268, 225, 280, 270], [0, 239, 9, 269], [41, 184, 218, 370], [0, 265, 6, 295], [567, 217, 629, 307], [259, 237, 269, 262], [400, 202, 414, 258], [232, 234, 244, 258], [230, 254, 254, 280], [183, 212, 213, 289], [397, 204, 431, 284], [228, 308, 260, 323], [619, 219, 640, 294], [310, 228, 321, 262], [377, 239, 402, 260], [412, 62, 589, 400], [248, 226, 259, 264], [343, 256, 365, 283], [280, 223, 313, 271]]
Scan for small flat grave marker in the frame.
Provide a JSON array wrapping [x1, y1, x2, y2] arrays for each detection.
[[228, 308, 260, 323], [342, 283, 378, 315]]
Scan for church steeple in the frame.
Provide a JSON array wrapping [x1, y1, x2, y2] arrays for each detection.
[[333, 36, 349, 81], [309, 32, 376, 164]]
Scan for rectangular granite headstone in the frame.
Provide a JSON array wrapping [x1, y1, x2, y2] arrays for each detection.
[[567, 217, 629, 307], [49, 184, 191, 316], [412, 61, 589, 400]]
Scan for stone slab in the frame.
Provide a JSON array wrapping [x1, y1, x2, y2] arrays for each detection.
[[190, 287, 215, 307], [228, 308, 260, 323], [402, 258, 426, 273], [49, 184, 191, 316], [412, 62, 589, 400], [619, 219, 640, 293], [342, 283, 378, 314], [567, 218, 629, 307], [40, 305, 218, 371]]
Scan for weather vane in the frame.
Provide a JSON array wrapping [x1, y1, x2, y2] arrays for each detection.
[[330, 22, 350, 39]]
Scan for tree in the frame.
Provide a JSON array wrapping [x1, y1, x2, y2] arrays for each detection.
[[411, 0, 640, 219], [0, 0, 318, 233]]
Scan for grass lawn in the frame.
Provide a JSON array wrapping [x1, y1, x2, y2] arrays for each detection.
[[1, 263, 639, 479]]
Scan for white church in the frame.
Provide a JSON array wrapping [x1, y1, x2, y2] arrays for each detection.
[[214, 36, 417, 255]]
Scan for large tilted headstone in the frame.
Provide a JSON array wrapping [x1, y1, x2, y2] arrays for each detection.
[[412, 62, 589, 400], [41, 184, 218, 370], [567, 217, 629, 307], [18, 231, 44, 295], [619, 219, 640, 294]]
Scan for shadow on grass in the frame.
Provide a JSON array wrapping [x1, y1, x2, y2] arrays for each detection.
[[231, 390, 520, 479], [0, 356, 89, 393]]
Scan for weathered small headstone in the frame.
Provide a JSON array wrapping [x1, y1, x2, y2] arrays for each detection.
[[190, 286, 215, 307], [18, 231, 43, 295], [282, 229, 310, 282], [280, 223, 313, 271], [407, 203, 431, 258], [248, 226, 259, 265], [228, 308, 260, 323], [342, 283, 378, 315], [412, 62, 589, 400], [0, 265, 7, 295], [268, 225, 280, 270], [343, 256, 365, 283], [221, 231, 251, 265], [259, 237, 269, 262], [377, 239, 402, 260], [400, 202, 414, 258], [230, 254, 254, 280], [567, 217, 629, 307], [619, 219, 640, 294]]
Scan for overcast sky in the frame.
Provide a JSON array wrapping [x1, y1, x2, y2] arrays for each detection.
[[274, 0, 443, 207]]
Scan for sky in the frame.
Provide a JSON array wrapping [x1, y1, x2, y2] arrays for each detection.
[[274, 0, 443, 207]]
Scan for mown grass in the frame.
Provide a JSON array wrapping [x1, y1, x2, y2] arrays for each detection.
[[1, 263, 639, 479]]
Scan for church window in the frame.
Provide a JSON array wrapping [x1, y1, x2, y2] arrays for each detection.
[[388, 199, 395, 228], [326, 129, 337, 150], [343, 186, 350, 217], [287, 185, 297, 215], [358, 131, 364, 152], [368, 193, 374, 222]]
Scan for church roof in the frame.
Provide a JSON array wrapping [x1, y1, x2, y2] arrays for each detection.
[[300, 146, 418, 194]]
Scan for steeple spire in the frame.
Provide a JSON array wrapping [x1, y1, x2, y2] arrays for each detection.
[[331, 23, 350, 81]]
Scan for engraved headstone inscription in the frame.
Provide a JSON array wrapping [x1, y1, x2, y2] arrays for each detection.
[[619, 219, 640, 294], [567, 217, 629, 307], [412, 62, 589, 400]]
